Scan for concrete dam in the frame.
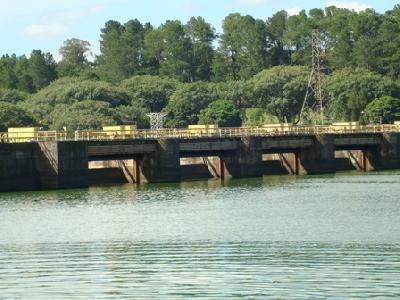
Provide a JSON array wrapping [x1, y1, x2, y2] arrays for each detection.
[[1, 131, 399, 192]]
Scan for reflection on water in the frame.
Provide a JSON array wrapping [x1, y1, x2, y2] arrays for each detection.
[[0, 171, 400, 298]]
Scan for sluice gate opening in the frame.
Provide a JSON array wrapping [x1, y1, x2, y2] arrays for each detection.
[[88, 159, 141, 185], [335, 150, 372, 172], [262, 152, 300, 176], [180, 157, 225, 181]]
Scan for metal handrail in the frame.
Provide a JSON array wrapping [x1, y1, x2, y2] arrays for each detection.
[[1, 124, 400, 143]]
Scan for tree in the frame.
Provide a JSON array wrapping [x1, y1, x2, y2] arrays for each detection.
[[28, 77, 130, 107], [198, 99, 241, 127], [351, 9, 382, 72], [0, 102, 36, 131], [142, 25, 162, 75], [22, 78, 130, 126], [0, 88, 27, 103], [362, 96, 400, 124], [185, 17, 215, 81], [97, 20, 146, 82], [48, 100, 119, 130], [324, 7, 356, 70], [283, 10, 310, 65], [243, 108, 279, 127], [214, 13, 269, 81], [28, 50, 57, 91], [325, 68, 400, 121], [121, 19, 146, 74], [114, 105, 149, 128], [164, 81, 219, 127], [266, 10, 291, 66], [252, 66, 311, 123], [58, 38, 91, 77], [0, 55, 18, 89], [14, 55, 35, 93], [215, 80, 255, 109], [375, 5, 400, 78], [120, 75, 179, 112], [145, 20, 193, 82]]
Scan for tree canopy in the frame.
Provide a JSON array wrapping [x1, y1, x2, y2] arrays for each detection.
[[48, 100, 119, 130], [0, 102, 36, 131], [57, 38, 91, 77], [252, 66, 311, 123], [325, 68, 400, 121], [362, 96, 400, 124], [198, 99, 242, 127], [120, 75, 179, 112], [164, 81, 219, 127]]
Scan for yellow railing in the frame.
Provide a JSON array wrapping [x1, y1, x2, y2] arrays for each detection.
[[1, 124, 400, 143], [73, 124, 400, 140], [0, 131, 67, 143]]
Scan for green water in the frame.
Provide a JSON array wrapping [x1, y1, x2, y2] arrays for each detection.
[[0, 171, 400, 298]]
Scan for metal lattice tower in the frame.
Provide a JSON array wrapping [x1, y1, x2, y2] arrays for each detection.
[[300, 29, 327, 124], [147, 112, 167, 129]]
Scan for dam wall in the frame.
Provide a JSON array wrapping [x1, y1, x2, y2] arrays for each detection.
[[0, 133, 399, 192]]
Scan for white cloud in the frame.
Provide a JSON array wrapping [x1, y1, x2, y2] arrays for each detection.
[[286, 7, 302, 16], [233, 0, 273, 6], [326, 1, 371, 12], [24, 24, 68, 39], [22, 5, 104, 40], [23, 11, 81, 39]]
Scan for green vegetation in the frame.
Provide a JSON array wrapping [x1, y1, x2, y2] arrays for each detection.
[[0, 102, 36, 131], [1, 5, 400, 131], [252, 66, 310, 123], [199, 100, 242, 127], [164, 81, 219, 127], [362, 96, 400, 124], [48, 100, 119, 130], [120, 75, 178, 112]]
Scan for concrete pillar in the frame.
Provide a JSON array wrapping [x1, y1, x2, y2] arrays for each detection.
[[218, 156, 225, 180], [37, 141, 89, 189], [294, 152, 300, 175], [376, 133, 400, 170], [0, 143, 40, 192], [133, 159, 141, 184], [362, 150, 368, 172], [298, 134, 336, 174], [223, 137, 264, 178], [139, 139, 181, 183]]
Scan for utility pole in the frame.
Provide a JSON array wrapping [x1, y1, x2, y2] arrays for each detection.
[[299, 29, 327, 124]]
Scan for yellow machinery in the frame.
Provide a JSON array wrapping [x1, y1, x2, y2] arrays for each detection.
[[7, 127, 68, 143], [188, 125, 219, 135], [8, 127, 40, 143]]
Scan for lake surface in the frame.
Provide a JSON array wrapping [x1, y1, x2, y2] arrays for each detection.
[[1, 171, 400, 299]]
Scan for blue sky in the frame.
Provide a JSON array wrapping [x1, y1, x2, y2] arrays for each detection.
[[0, 0, 397, 60]]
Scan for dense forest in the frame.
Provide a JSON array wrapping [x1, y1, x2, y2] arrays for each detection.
[[1, 5, 400, 131]]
